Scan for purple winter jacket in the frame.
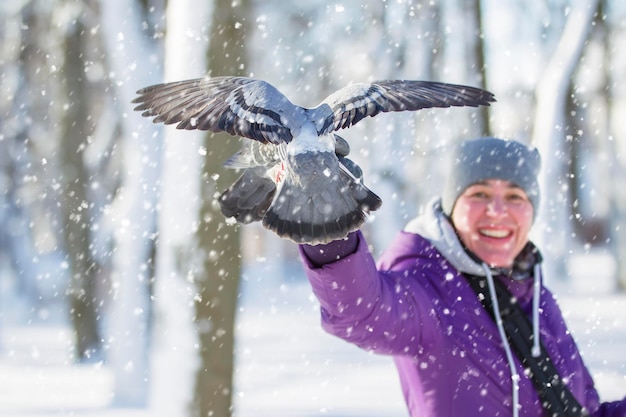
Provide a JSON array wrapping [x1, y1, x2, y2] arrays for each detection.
[[299, 201, 626, 417]]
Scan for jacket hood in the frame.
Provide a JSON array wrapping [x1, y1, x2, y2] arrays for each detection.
[[403, 197, 487, 276]]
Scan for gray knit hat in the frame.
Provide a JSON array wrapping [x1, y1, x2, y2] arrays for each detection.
[[441, 137, 541, 216]]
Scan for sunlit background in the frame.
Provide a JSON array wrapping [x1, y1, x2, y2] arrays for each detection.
[[1, 0, 625, 416]]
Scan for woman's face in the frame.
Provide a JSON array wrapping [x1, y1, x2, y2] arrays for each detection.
[[451, 179, 534, 268]]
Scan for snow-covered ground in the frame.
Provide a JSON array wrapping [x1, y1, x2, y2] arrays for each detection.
[[0, 255, 625, 417]]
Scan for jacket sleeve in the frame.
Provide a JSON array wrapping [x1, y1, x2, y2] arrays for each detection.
[[298, 230, 441, 356], [593, 399, 626, 417]]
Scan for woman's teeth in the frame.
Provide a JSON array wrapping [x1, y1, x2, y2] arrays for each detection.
[[479, 229, 510, 238]]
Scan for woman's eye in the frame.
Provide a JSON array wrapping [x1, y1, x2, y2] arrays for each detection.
[[507, 193, 527, 202]]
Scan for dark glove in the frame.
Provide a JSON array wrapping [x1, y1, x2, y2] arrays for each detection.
[[300, 231, 359, 267]]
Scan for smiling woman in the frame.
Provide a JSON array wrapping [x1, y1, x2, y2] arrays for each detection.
[[297, 137, 626, 417]]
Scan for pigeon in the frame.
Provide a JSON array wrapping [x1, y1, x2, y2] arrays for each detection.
[[217, 133, 373, 229], [133, 76, 495, 244]]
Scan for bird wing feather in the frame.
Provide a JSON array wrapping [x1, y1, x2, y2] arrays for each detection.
[[133, 76, 305, 144], [223, 141, 285, 169], [218, 167, 276, 224], [313, 80, 496, 135]]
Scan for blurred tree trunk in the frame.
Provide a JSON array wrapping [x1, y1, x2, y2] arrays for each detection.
[[532, 0, 599, 283], [368, 1, 415, 251], [99, 0, 163, 406], [596, 0, 626, 290], [190, 0, 250, 416], [409, 3, 448, 211], [463, 0, 490, 135], [564, 0, 622, 290], [565, 85, 588, 244], [150, 0, 211, 415], [564, 3, 612, 254], [0, 6, 44, 302], [59, 1, 102, 362]]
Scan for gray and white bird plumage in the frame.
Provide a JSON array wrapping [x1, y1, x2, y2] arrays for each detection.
[[133, 76, 495, 244], [217, 134, 369, 231]]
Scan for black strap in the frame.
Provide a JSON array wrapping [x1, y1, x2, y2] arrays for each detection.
[[465, 274, 589, 417]]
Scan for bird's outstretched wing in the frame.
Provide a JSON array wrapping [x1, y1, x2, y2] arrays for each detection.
[[313, 80, 496, 134], [132, 76, 305, 144]]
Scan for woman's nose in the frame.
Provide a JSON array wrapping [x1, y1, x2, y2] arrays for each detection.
[[486, 196, 507, 216]]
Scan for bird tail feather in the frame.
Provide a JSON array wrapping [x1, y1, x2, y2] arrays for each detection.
[[219, 167, 276, 223], [262, 152, 381, 244]]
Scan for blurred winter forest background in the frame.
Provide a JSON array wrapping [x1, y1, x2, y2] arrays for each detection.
[[1, 0, 625, 416]]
